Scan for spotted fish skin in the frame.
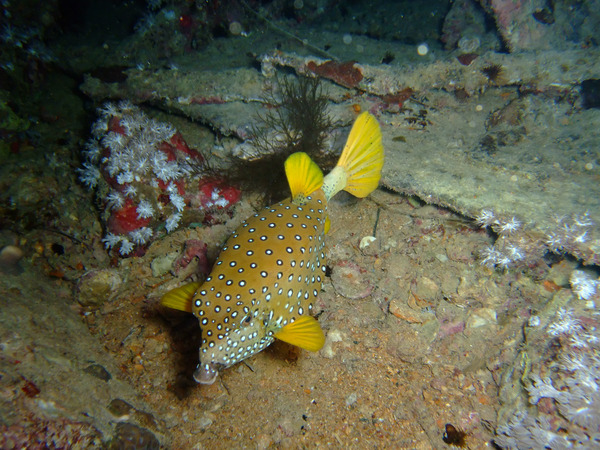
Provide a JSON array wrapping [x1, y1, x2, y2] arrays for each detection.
[[192, 189, 327, 383], [161, 111, 384, 385]]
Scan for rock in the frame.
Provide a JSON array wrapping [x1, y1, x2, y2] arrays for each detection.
[[457, 274, 476, 297], [435, 253, 449, 263], [386, 322, 430, 364], [108, 399, 135, 419], [327, 243, 354, 264], [83, 364, 112, 382], [389, 298, 426, 323], [150, 252, 179, 277], [415, 276, 439, 301], [440, 272, 460, 297], [466, 308, 498, 329], [330, 261, 373, 300], [547, 259, 577, 287], [76, 268, 122, 306], [109, 423, 159, 450], [143, 337, 167, 359], [0, 245, 24, 274]]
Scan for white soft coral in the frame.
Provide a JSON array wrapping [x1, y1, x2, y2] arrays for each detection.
[[136, 200, 155, 219], [165, 213, 182, 233], [526, 374, 566, 404], [475, 209, 498, 227], [102, 233, 122, 250], [547, 308, 582, 336], [77, 163, 101, 189], [570, 270, 598, 301]]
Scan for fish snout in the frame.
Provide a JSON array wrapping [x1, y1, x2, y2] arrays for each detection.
[[193, 361, 221, 385]]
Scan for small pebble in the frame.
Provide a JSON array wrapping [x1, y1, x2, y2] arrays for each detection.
[[76, 268, 122, 306], [108, 398, 134, 418], [197, 415, 213, 431], [359, 236, 377, 250], [113, 423, 159, 449], [322, 329, 345, 358], [83, 363, 112, 382], [435, 253, 448, 263], [0, 245, 24, 274], [345, 393, 358, 408]]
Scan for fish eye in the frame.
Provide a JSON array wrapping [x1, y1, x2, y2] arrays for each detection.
[[240, 315, 252, 327]]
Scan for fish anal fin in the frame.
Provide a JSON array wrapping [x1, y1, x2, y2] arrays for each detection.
[[274, 316, 325, 352], [160, 282, 201, 313], [284, 152, 324, 204]]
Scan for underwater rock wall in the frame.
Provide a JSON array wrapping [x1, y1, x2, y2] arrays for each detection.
[[80, 47, 600, 266]]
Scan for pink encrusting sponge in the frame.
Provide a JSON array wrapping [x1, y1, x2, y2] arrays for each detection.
[[78, 101, 240, 256]]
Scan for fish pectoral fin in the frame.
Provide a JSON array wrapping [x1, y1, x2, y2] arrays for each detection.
[[284, 152, 324, 204], [274, 316, 325, 352], [160, 282, 201, 313]]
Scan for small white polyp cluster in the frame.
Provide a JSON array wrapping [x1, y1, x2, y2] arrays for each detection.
[[570, 270, 599, 307], [545, 212, 594, 253], [476, 209, 526, 270], [475, 209, 522, 235]]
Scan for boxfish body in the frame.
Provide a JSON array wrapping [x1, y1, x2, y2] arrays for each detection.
[[161, 112, 384, 384]]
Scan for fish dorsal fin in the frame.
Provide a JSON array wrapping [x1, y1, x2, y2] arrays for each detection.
[[274, 316, 325, 352], [160, 282, 201, 313], [285, 152, 324, 205]]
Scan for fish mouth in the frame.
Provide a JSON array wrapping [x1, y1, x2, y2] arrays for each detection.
[[193, 362, 221, 385]]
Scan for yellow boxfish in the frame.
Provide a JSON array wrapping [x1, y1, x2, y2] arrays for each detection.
[[161, 112, 384, 384]]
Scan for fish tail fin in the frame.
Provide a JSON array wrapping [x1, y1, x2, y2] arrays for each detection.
[[160, 282, 201, 313], [285, 152, 324, 204], [323, 111, 384, 200]]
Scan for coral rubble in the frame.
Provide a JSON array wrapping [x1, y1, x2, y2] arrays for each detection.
[[495, 303, 600, 449]]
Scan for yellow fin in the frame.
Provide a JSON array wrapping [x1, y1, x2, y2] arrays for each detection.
[[327, 111, 384, 199], [274, 316, 325, 352], [284, 152, 324, 204], [160, 282, 201, 313], [324, 215, 331, 234]]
